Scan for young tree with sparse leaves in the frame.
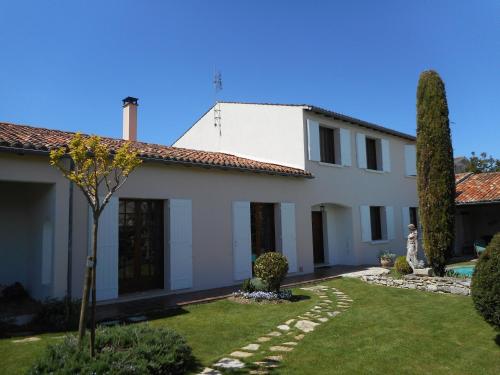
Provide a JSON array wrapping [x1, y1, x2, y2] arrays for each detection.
[[50, 133, 141, 356], [416, 70, 455, 276]]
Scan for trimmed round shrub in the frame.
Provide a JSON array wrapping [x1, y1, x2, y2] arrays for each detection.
[[471, 233, 500, 329], [28, 324, 195, 375], [395, 256, 413, 275], [254, 252, 289, 292]]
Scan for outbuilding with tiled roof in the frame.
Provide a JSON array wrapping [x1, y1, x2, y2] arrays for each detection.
[[454, 172, 500, 256]]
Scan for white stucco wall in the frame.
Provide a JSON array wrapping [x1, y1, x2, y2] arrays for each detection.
[[0, 153, 69, 299], [174, 103, 307, 169], [303, 112, 418, 264], [175, 103, 418, 266], [68, 162, 313, 298]]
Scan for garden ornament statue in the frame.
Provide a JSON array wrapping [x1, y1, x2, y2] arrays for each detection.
[[406, 224, 420, 270]]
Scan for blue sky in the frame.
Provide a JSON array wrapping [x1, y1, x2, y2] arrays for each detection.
[[0, 1, 498, 158]]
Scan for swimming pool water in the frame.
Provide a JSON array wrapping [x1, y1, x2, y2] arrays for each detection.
[[450, 265, 475, 277]]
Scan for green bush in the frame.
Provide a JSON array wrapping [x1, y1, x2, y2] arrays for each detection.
[[28, 324, 195, 375], [254, 252, 289, 292], [241, 278, 255, 293], [32, 297, 80, 332], [250, 277, 268, 291], [471, 233, 500, 329], [395, 256, 413, 275]]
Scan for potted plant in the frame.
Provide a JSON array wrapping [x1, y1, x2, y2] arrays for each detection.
[[378, 250, 396, 267]]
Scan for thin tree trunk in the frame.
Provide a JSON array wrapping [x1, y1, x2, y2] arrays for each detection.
[[90, 217, 98, 357], [77, 255, 92, 345]]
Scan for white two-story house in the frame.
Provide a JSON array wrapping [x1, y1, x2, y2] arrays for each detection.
[[0, 99, 418, 303], [175, 102, 419, 266]]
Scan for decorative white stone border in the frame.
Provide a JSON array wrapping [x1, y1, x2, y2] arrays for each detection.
[[199, 284, 353, 374]]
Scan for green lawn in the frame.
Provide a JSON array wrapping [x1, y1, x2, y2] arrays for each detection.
[[1, 279, 498, 374], [280, 278, 499, 375]]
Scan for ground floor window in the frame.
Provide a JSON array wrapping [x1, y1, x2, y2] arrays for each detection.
[[370, 206, 383, 241], [118, 199, 164, 294], [250, 202, 276, 265], [409, 207, 418, 228]]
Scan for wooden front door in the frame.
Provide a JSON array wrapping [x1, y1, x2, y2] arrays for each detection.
[[312, 211, 325, 264], [118, 199, 164, 294]]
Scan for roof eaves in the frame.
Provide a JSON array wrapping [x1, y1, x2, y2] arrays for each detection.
[[0, 144, 314, 179], [304, 105, 416, 141], [456, 199, 500, 206]]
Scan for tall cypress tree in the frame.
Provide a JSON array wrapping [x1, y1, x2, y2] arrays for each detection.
[[416, 70, 455, 276]]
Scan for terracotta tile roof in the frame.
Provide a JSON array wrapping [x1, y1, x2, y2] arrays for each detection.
[[0, 122, 312, 178], [456, 172, 500, 205], [455, 172, 473, 184]]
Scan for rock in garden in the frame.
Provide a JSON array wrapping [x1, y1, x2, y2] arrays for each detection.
[[242, 343, 260, 351], [230, 351, 253, 358], [257, 336, 271, 342], [267, 331, 282, 337], [198, 368, 222, 375], [12, 337, 41, 343], [270, 345, 294, 352], [294, 320, 319, 333], [213, 358, 246, 369]]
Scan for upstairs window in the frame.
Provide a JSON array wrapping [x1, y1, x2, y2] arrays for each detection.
[[319, 126, 337, 164], [356, 134, 391, 172], [366, 138, 378, 170], [307, 119, 352, 167]]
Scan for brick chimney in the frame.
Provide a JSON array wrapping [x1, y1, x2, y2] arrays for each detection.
[[122, 96, 138, 141]]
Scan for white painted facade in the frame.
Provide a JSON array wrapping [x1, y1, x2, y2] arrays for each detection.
[[1, 102, 418, 303], [175, 102, 418, 267]]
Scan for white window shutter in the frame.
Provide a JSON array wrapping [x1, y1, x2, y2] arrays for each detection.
[[402, 206, 410, 239], [88, 197, 119, 301], [232, 201, 252, 281], [41, 220, 53, 286], [381, 139, 391, 172], [404, 145, 417, 176], [359, 205, 371, 242], [356, 133, 367, 169], [307, 119, 320, 161], [169, 199, 193, 290], [280, 202, 298, 273], [385, 206, 395, 240], [339, 128, 352, 166]]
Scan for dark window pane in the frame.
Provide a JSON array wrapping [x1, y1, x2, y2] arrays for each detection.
[[370, 206, 382, 241], [366, 138, 378, 170], [320, 126, 336, 164], [410, 207, 418, 228]]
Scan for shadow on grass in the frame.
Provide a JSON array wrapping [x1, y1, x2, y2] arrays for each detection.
[[289, 294, 311, 302], [494, 333, 500, 347]]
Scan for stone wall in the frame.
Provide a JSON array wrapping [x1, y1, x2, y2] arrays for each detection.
[[361, 274, 471, 296]]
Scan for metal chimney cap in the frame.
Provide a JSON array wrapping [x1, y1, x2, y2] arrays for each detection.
[[122, 96, 139, 107]]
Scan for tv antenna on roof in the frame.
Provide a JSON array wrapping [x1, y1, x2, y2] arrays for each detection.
[[213, 69, 222, 134]]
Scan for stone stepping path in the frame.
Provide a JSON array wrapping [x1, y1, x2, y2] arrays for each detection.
[[201, 284, 353, 374]]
